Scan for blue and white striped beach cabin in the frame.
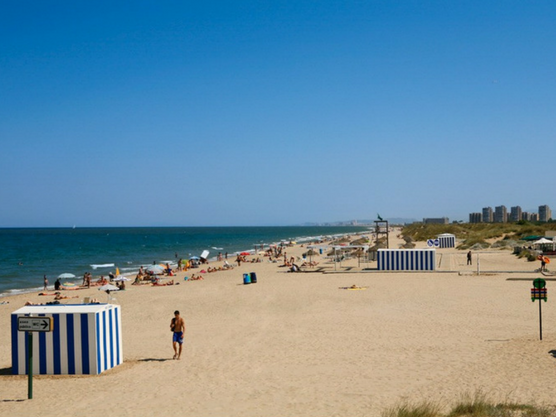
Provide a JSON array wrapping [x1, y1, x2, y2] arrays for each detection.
[[437, 233, 456, 248], [377, 249, 436, 271], [11, 304, 122, 375]]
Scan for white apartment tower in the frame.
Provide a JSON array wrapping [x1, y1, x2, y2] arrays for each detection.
[[539, 205, 552, 222], [482, 207, 493, 223], [510, 206, 522, 222]]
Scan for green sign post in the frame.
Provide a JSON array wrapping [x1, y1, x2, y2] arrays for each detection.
[[531, 278, 547, 340], [17, 316, 54, 399]]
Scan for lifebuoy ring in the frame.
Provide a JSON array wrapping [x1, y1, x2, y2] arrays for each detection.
[[543, 256, 550, 264]]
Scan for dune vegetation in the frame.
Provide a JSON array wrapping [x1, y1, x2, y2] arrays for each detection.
[[382, 391, 555, 417], [401, 221, 556, 250]]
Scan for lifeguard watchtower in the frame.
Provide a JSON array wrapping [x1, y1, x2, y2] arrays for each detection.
[[374, 218, 389, 249]]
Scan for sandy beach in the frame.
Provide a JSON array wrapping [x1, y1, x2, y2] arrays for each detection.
[[1, 230, 555, 417]]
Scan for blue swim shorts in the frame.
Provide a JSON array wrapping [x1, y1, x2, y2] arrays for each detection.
[[173, 331, 184, 344]]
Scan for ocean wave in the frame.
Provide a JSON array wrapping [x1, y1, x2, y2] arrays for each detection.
[[1, 285, 43, 298], [91, 263, 115, 269]]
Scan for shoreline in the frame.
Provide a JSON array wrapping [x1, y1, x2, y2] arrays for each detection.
[[0, 226, 372, 297]]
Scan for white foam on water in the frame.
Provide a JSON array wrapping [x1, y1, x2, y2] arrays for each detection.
[[90, 263, 115, 269]]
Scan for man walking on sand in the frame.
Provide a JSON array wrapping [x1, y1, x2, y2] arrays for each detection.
[[170, 310, 185, 360]]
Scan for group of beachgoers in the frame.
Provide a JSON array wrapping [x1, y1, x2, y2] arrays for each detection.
[[274, 253, 319, 272], [28, 291, 101, 305], [29, 234, 365, 307], [132, 265, 177, 286]]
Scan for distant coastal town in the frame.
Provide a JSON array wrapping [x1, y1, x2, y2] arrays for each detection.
[[305, 204, 553, 227], [421, 204, 553, 224]]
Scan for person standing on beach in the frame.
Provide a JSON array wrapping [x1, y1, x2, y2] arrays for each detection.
[[467, 251, 472, 265], [171, 310, 185, 360], [43, 275, 48, 290]]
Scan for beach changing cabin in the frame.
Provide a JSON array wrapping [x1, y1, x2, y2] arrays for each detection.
[[11, 304, 122, 375], [437, 233, 456, 248], [377, 248, 436, 271]]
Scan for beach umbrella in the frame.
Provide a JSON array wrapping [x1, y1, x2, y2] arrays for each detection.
[[334, 237, 351, 244], [352, 248, 367, 267], [522, 235, 542, 241], [189, 256, 200, 260], [146, 265, 164, 274], [114, 276, 130, 282], [351, 238, 369, 246], [98, 284, 119, 292], [98, 283, 120, 302], [240, 252, 250, 256], [58, 273, 76, 279]]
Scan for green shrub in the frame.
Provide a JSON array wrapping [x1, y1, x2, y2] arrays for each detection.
[[381, 392, 555, 417], [382, 401, 443, 417]]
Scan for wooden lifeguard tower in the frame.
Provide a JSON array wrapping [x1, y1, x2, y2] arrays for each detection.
[[374, 218, 389, 249]]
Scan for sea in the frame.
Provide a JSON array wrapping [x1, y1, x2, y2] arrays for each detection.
[[0, 226, 371, 297]]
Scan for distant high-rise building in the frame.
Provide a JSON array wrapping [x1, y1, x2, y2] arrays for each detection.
[[423, 217, 449, 224], [482, 207, 493, 223], [510, 206, 522, 222], [494, 205, 507, 223], [539, 205, 552, 222], [531, 213, 539, 222], [469, 213, 482, 223], [522, 212, 534, 221]]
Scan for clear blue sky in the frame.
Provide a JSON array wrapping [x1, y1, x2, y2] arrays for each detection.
[[1, 1, 555, 227]]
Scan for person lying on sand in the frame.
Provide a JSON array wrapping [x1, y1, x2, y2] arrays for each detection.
[[92, 276, 109, 286], [338, 285, 369, 290], [189, 274, 204, 281], [25, 300, 61, 305], [152, 280, 175, 286], [55, 293, 79, 300]]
